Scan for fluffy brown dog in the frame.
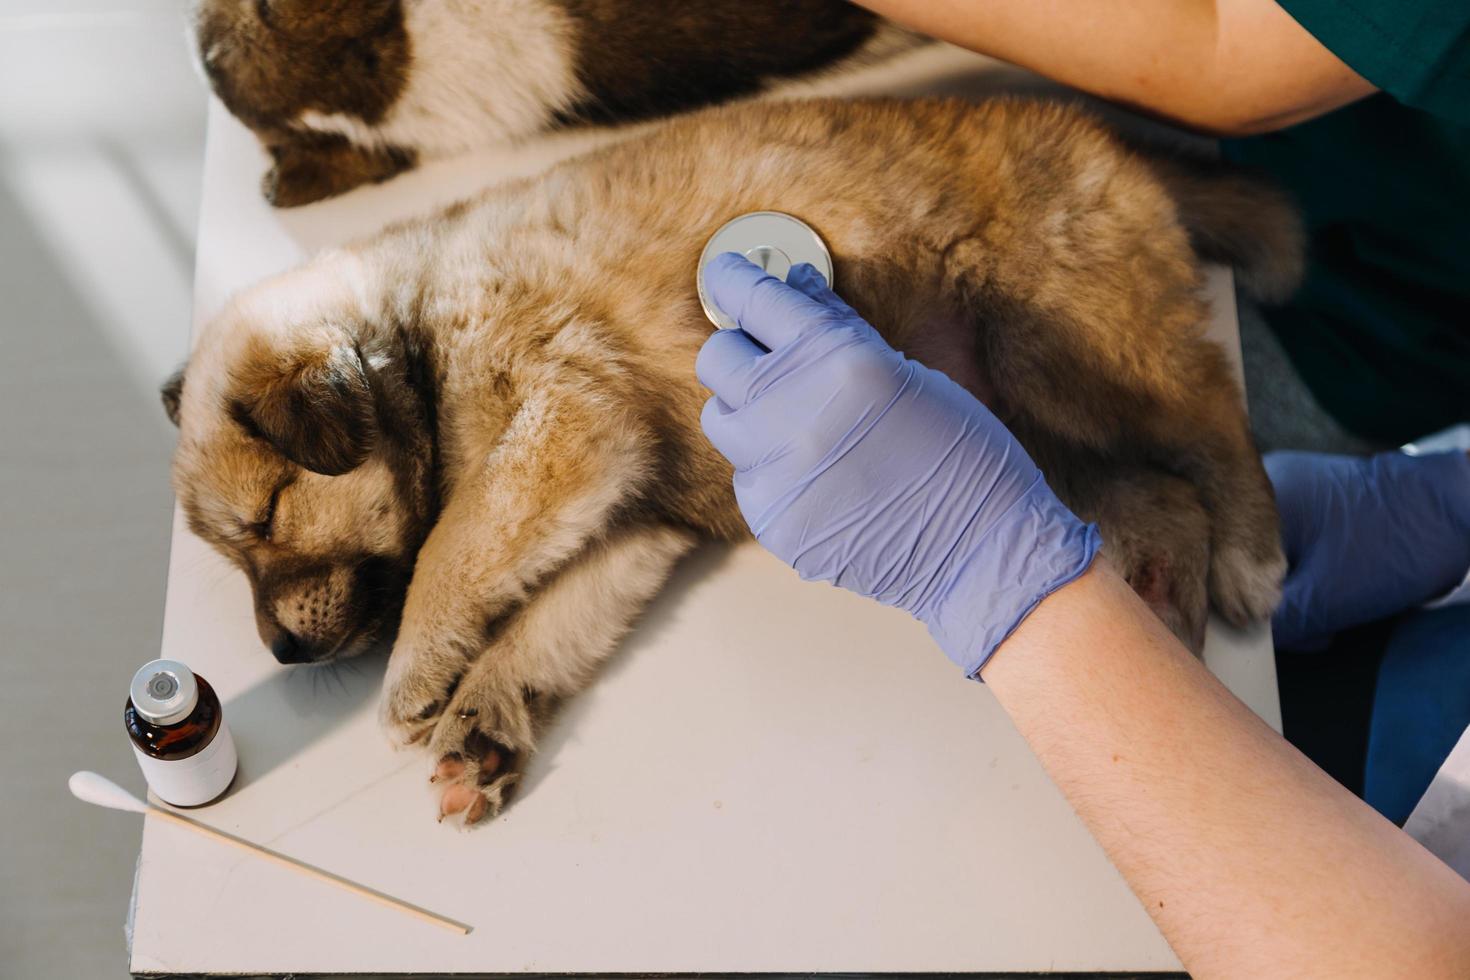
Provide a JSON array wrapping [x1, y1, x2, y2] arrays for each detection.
[[165, 97, 1298, 824], [193, 0, 915, 205]]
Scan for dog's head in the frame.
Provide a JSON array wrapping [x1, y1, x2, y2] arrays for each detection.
[[192, 0, 414, 205], [193, 0, 407, 132], [166, 261, 435, 665]]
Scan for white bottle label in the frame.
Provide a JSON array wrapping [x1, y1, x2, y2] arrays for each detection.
[[131, 722, 238, 807]]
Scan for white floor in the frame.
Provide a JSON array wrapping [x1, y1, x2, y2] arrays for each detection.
[[0, 2, 205, 976]]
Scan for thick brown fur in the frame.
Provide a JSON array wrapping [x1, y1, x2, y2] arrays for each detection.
[[167, 97, 1297, 824], [550, 0, 883, 124]]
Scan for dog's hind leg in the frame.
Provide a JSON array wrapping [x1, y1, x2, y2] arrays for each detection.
[[934, 242, 1283, 629], [426, 524, 697, 825], [1031, 431, 1213, 654], [1134, 394, 1285, 629]]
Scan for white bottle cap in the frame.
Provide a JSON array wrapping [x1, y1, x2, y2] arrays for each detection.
[[129, 659, 199, 726]]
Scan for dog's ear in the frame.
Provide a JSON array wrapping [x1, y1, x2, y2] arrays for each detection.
[[161, 366, 186, 427], [231, 341, 377, 476]]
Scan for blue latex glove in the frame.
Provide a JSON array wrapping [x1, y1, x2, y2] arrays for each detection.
[[1267, 449, 1470, 651], [696, 253, 1100, 677]]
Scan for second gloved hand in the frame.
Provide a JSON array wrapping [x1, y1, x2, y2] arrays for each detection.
[[696, 253, 1100, 677], [1268, 449, 1470, 650]]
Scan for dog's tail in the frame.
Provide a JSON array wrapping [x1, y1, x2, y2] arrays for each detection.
[[1147, 151, 1306, 305]]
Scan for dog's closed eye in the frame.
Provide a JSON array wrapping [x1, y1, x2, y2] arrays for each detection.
[[250, 482, 289, 541]]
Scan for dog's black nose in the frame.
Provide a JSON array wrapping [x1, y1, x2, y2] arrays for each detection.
[[270, 631, 307, 664]]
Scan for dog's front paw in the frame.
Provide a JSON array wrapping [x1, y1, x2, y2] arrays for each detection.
[[425, 665, 538, 827], [378, 643, 472, 748], [262, 138, 413, 208]]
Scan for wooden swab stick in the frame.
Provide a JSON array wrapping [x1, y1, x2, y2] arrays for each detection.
[[69, 771, 471, 935]]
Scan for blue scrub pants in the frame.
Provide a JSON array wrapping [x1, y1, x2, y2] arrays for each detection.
[[1365, 604, 1470, 825]]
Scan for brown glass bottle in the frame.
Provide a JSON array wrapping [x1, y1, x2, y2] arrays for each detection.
[[126, 674, 223, 761], [125, 659, 238, 806]]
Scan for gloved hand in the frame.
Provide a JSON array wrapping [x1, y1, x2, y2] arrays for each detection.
[[696, 253, 1100, 677], [1267, 449, 1470, 651]]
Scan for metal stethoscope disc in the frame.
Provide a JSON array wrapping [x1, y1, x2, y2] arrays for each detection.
[[697, 211, 834, 330]]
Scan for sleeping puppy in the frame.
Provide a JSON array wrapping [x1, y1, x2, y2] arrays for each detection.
[[164, 97, 1299, 825], [192, 0, 918, 206]]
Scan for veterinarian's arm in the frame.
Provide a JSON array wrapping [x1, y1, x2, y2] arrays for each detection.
[[983, 561, 1470, 978], [856, 0, 1375, 135], [696, 255, 1470, 979]]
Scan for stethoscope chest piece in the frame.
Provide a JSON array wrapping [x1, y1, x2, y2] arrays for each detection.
[[697, 210, 834, 330]]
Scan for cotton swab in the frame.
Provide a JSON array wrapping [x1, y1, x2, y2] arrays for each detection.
[[69, 771, 470, 935]]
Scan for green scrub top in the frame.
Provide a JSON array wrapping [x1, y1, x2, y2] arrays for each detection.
[[1223, 0, 1470, 445]]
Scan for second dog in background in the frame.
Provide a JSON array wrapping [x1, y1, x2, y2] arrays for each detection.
[[194, 0, 918, 206]]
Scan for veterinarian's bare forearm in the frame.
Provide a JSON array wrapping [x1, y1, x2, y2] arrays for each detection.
[[856, 0, 1375, 134], [980, 560, 1470, 978]]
